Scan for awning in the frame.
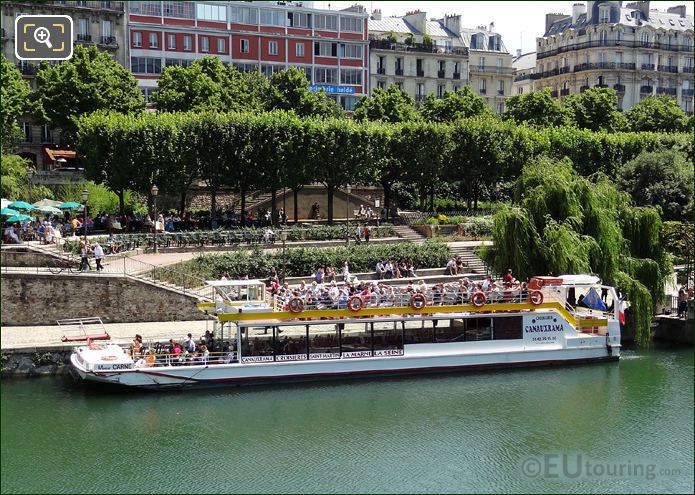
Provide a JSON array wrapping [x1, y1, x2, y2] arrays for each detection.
[[45, 148, 77, 161]]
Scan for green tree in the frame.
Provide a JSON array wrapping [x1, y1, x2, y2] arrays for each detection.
[[618, 149, 693, 221], [1, 56, 31, 150], [504, 88, 572, 127], [268, 67, 342, 117], [353, 85, 419, 123], [418, 86, 492, 122], [625, 95, 689, 132], [563, 87, 627, 132], [35, 45, 144, 142], [1, 154, 32, 199]]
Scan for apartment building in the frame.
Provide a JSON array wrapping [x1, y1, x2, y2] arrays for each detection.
[[535, 1, 694, 113], [127, 1, 369, 111], [2, 1, 126, 170], [512, 50, 538, 95]]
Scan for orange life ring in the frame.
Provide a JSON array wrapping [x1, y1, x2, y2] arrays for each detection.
[[347, 295, 364, 312], [410, 293, 427, 310], [471, 291, 487, 307], [288, 297, 304, 314], [528, 290, 544, 306], [145, 354, 156, 367]]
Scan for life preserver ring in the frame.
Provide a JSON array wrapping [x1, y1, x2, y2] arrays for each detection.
[[471, 291, 487, 307], [101, 355, 117, 361], [288, 297, 304, 314], [410, 293, 427, 310], [528, 290, 544, 306], [145, 354, 156, 367], [347, 295, 364, 312]]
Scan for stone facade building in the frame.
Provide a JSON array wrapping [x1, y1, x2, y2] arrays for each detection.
[[534, 1, 694, 113], [368, 10, 513, 113], [512, 50, 538, 95]]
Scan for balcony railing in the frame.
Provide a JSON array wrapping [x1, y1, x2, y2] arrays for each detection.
[[376, 67, 385, 75], [613, 84, 625, 93], [580, 85, 590, 93], [640, 85, 653, 94], [453, 72, 461, 80], [536, 38, 695, 60], [658, 65, 678, 73], [76, 34, 93, 42], [617, 62, 636, 70], [682, 89, 694, 97], [99, 35, 117, 46], [470, 66, 514, 75], [54, 1, 124, 10], [559, 66, 571, 74], [16, 63, 38, 75], [416, 69, 424, 77], [683, 66, 694, 74], [640, 63, 655, 70], [479, 88, 487, 95], [513, 73, 533, 82], [656, 87, 677, 96], [437, 70, 445, 78], [415, 94, 426, 103], [395, 68, 404, 76], [369, 39, 468, 56], [560, 88, 570, 96], [594, 84, 608, 88]]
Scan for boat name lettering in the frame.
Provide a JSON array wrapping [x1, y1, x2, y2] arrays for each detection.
[[241, 356, 274, 363], [309, 353, 340, 360], [341, 351, 373, 358], [534, 315, 555, 321], [112, 363, 133, 370], [374, 349, 404, 357], [276, 354, 307, 362], [524, 324, 564, 333]]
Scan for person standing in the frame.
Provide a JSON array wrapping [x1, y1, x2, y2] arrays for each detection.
[[363, 224, 371, 244], [92, 241, 104, 272], [79, 237, 91, 271], [677, 286, 688, 319]]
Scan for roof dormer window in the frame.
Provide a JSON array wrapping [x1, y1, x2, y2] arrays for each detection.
[[599, 5, 610, 23]]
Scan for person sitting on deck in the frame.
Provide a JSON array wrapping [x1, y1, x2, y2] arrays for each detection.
[[131, 334, 143, 356]]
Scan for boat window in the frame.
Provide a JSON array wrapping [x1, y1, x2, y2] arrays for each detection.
[[341, 322, 372, 358], [493, 316, 522, 340], [403, 319, 434, 344], [465, 318, 493, 341], [372, 321, 404, 356], [240, 326, 274, 362], [308, 324, 340, 359], [435, 319, 466, 343], [273, 326, 308, 362]]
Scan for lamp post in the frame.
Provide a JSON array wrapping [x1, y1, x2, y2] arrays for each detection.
[[279, 229, 288, 284], [151, 184, 159, 253], [346, 184, 351, 246], [81, 188, 89, 238]]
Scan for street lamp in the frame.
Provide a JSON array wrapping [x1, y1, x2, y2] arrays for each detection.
[[279, 229, 288, 283], [81, 188, 89, 238], [151, 184, 159, 253], [346, 184, 351, 246]]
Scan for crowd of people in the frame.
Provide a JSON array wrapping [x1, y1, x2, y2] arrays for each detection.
[[130, 330, 237, 366]]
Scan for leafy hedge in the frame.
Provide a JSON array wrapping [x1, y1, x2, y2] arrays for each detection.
[[170, 240, 450, 281], [284, 224, 396, 241], [424, 215, 493, 238]]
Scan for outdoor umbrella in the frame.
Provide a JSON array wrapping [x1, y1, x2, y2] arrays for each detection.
[[32, 198, 63, 209], [1, 208, 19, 216], [1, 199, 11, 209], [5, 214, 32, 223], [8, 201, 35, 211], [38, 206, 62, 215], [58, 201, 83, 210]]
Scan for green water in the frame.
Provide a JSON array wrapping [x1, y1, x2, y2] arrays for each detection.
[[1, 345, 693, 494]]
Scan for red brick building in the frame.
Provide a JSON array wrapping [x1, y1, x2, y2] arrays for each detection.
[[127, 1, 369, 110]]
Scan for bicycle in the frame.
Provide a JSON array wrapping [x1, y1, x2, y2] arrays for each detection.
[[47, 254, 83, 274]]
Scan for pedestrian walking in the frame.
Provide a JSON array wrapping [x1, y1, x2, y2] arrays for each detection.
[[92, 241, 104, 271], [79, 237, 91, 271]]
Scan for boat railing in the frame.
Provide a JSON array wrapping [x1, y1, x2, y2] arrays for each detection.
[[131, 351, 238, 367]]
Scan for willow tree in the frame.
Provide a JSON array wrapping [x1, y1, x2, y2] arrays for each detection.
[[484, 156, 669, 346]]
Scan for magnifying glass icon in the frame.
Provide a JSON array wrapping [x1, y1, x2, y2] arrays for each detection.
[[34, 27, 53, 49]]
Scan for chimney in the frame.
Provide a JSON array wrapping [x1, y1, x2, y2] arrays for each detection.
[[371, 8, 381, 21], [545, 13, 569, 33], [443, 14, 461, 34], [572, 3, 586, 23], [516, 48, 522, 58], [626, 1, 650, 19], [404, 10, 427, 34], [489, 22, 495, 32], [667, 5, 686, 17]]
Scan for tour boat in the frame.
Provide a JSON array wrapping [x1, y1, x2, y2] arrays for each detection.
[[69, 276, 622, 390]]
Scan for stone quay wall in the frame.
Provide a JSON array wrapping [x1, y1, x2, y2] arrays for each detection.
[[2, 347, 72, 377], [1, 272, 210, 326]]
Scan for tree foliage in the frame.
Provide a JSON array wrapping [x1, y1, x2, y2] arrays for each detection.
[[35, 45, 144, 142], [625, 95, 690, 133], [1, 55, 32, 150], [1, 154, 33, 199], [353, 85, 420, 123], [563, 87, 628, 132], [504, 88, 572, 128], [418, 86, 491, 122]]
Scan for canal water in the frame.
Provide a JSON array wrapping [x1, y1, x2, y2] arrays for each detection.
[[1, 345, 692, 494]]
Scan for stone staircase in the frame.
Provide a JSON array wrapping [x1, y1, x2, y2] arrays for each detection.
[[393, 225, 427, 243], [449, 244, 490, 276]]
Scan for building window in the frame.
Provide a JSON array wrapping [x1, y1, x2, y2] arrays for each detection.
[[314, 42, 336, 57], [497, 80, 504, 95], [437, 84, 445, 98], [340, 95, 359, 112], [167, 34, 176, 50], [340, 43, 362, 59], [269, 41, 278, 56], [217, 38, 226, 53], [101, 20, 112, 38], [488, 35, 500, 51], [240, 39, 249, 54], [479, 79, 487, 94], [77, 18, 89, 37], [416, 83, 424, 96], [296, 42, 305, 57], [129, 2, 162, 16], [162, 1, 195, 19], [599, 5, 610, 23], [20, 122, 32, 143], [479, 57, 486, 69], [340, 16, 362, 33], [517, 87, 523, 94], [41, 125, 52, 144], [314, 68, 337, 84], [165, 58, 192, 68], [395, 82, 403, 90], [131, 56, 162, 74], [377, 80, 386, 89], [314, 14, 337, 30], [497, 102, 505, 114], [231, 6, 258, 24], [132, 31, 142, 48], [260, 9, 284, 26], [149, 32, 158, 48], [640, 31, 649, 43], [196, 3, 226, 22], [289, 11, 310, 28], [183, 35, 192, 51], [200, 36, 209, 53], [261, 64, 283, 77], [340, 68, 362, 85]]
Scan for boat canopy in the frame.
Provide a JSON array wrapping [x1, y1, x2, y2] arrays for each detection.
[[206, 280, 267, 303], [558, 274, 602, 286]]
